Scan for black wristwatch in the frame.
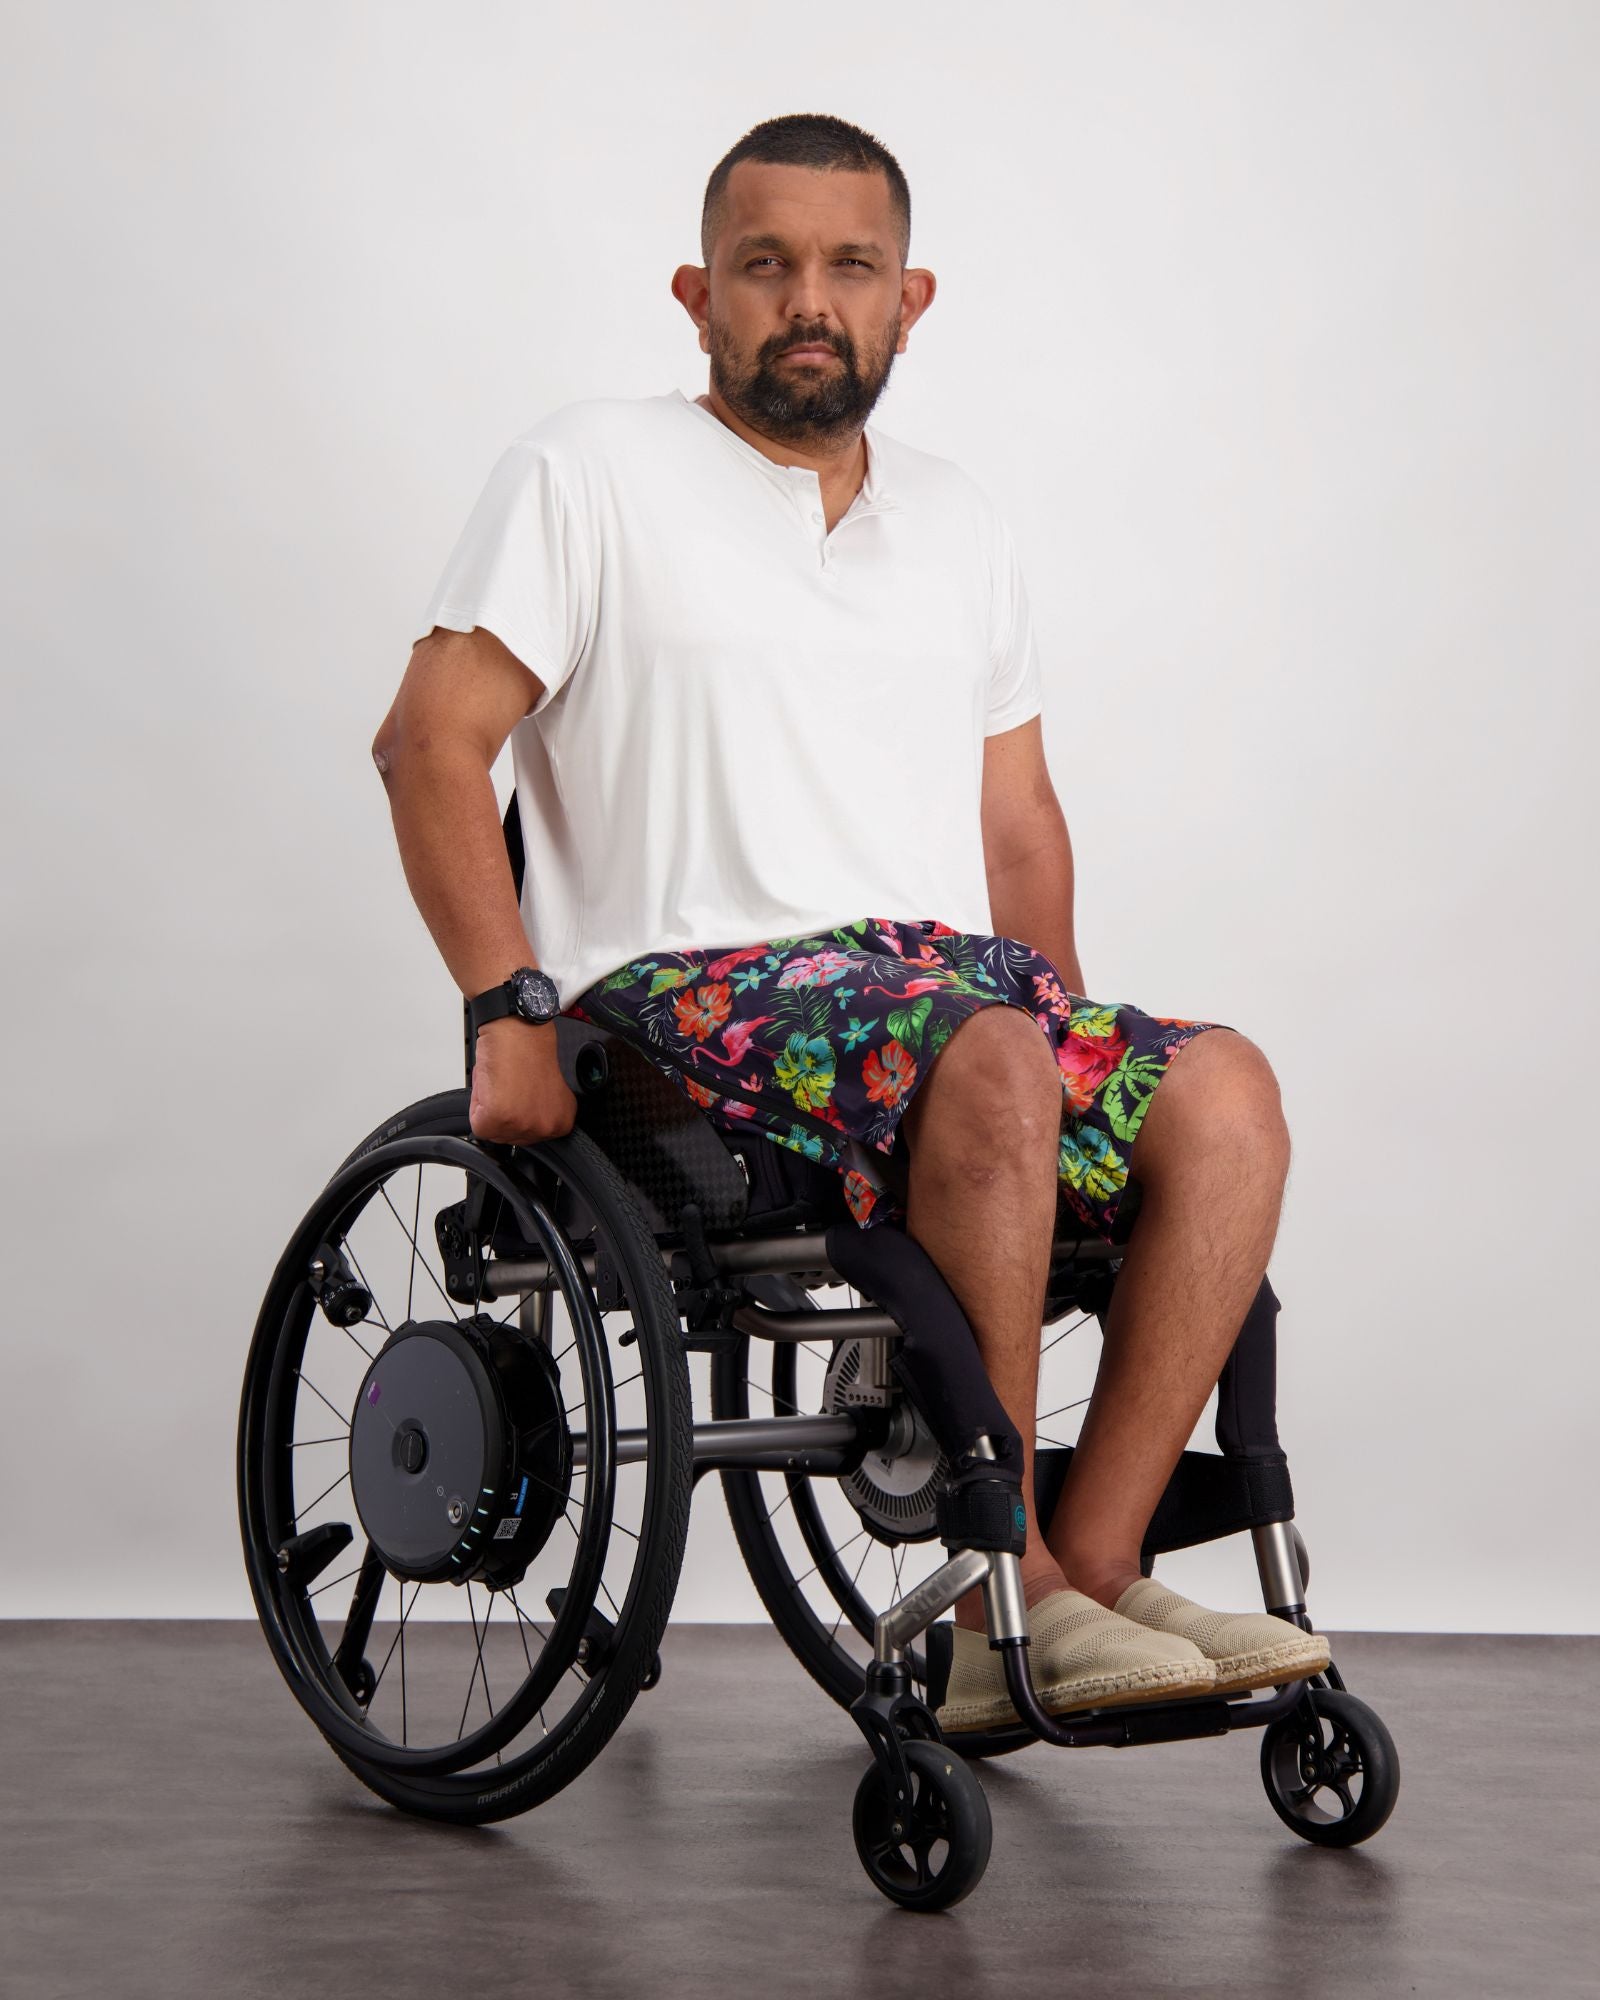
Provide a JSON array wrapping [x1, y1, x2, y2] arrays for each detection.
[[466, 965, 562, 1037]]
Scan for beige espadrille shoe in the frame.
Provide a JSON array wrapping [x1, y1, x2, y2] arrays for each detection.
[[933, 1586, 1218, 1734], [1113, 1577, 1330, 1696]]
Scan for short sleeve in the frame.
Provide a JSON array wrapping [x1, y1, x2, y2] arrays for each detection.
[[984, 510, 1044, 737], [414, 439, 593, 717]]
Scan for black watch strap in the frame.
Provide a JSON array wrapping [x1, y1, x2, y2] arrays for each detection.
[[466, 966, 559, 1037], [467, 984, 520, 1033]]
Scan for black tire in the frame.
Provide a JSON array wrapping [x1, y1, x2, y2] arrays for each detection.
[[852, 1738, 992, 1911], [1260, 1688, 1400, 1847], [237, 1088, 693, 1825]]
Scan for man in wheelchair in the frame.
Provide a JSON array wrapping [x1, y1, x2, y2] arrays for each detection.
[[371, 115, 1328, 1737]]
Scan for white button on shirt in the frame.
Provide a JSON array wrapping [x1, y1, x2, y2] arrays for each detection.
[[415, 388, 1044, 1007]]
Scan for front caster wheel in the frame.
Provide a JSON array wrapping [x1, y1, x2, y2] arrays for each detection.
[[1261, 1688, 1399, 1847], [852, 1738, 992, 1910]]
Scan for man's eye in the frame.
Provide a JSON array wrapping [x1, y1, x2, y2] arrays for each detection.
[[746, 257, 871, 270]]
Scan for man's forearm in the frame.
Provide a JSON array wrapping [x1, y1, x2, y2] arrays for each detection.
[[376, 741, 536, 999], [985, 821, 1086, 994]]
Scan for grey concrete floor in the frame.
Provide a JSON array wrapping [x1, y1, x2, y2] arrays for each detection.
[[2, 1624, 1595, 1999]]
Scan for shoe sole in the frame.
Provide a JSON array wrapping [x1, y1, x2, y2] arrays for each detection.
[[936, 1657, 1218, 1735], [1206, 1635, 1330, 1697]]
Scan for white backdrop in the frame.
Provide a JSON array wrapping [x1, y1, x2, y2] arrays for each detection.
[[3, 2, 1594, 1630]]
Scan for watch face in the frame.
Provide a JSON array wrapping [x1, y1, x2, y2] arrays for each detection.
[[510, 967, 560, 1022]]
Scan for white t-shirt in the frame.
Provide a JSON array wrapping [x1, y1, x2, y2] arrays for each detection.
[[414, 388, 1044, 1006]]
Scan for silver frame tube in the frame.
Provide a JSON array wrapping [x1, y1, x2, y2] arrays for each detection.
[[571, 1412, 861, 1472], [874, 1547, 994, 1664], [481, 1219, 1118, 1302], [1252, 1520, 1305, 1614]]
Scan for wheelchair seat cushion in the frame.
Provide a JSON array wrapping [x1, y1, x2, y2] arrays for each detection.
[[567, 915, 1235, 1237]]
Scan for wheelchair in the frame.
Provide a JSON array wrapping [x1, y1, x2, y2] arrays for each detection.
[[236, 801, 1400, 1910]]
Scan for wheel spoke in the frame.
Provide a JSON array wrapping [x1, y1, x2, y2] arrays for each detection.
[[368, 1578, 420, 1703], [306, 1561, 363, 1602], [294, 1369, 353, 1430], [749, 1376, 800, 1415], [458, 1581, 496, 1740], [508, 1587, 537, 1675], [296, 1466, 351, 1523], [786, 1526, 868, 1596], [397, 1570, 408, 1746], [827, 1534, 875, 1647], [1039, 1312, 1090, 1359], [1037, 1395, 1090, 1427], [406, 1165, 423, 1322], [377, 1183, 457, 1317]]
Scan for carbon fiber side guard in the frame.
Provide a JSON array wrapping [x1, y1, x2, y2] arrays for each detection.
[[822, 1218, 1024, 1496]]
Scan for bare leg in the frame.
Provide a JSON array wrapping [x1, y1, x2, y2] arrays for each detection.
[[1045, 1028, 1292, 1607], [896, 1012, 1292, 1634], [895, 1004, 1070, 1630]]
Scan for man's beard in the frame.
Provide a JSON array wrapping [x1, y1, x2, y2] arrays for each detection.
[[706, 310, 901, 444]]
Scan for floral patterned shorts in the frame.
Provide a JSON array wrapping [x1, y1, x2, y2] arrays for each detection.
[[567, 915, 1234, 1236]]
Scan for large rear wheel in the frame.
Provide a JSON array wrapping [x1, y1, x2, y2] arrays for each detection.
[[237, 1091, 693, 1823]]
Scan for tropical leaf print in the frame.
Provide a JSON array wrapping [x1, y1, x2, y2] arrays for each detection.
[[600, 960, 655, 994], [772, 1124, 829, 1164], [1058, 1123, 1127, 1207], [885, 994, 934, 1050], [571, 915, 1223, 1244], [1102, 1051, 1165, 1144]]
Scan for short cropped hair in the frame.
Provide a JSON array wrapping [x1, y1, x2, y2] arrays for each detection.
[[701, 112, 911, 271]]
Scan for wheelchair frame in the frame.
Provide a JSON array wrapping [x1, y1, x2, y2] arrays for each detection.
[[236, 792, 1397, 1910]]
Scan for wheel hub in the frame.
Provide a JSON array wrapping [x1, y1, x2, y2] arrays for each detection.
[[826, 1338, 947, 1543], [349, 1313, 571, 1588]]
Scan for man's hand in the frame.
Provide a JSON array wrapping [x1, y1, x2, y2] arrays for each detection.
[[468, 1018, 579, 1144]]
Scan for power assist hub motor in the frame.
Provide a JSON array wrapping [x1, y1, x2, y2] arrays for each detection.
[[347, 1313, 571, 1589]]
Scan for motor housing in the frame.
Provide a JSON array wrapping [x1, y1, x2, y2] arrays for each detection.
[[348, 1313, 570, 1589]]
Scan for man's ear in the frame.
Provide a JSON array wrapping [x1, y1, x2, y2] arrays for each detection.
[[671, 264, 711, 342]]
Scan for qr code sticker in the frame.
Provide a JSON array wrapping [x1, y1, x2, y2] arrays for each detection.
[[492, 1517, 520, 1541]]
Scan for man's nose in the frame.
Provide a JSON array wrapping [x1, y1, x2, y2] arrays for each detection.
[[780, 267, 839, 326]]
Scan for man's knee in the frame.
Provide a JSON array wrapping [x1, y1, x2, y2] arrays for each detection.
[[901, 1003, 1060, 1157], [1142, 1028, 1291, 1173]]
